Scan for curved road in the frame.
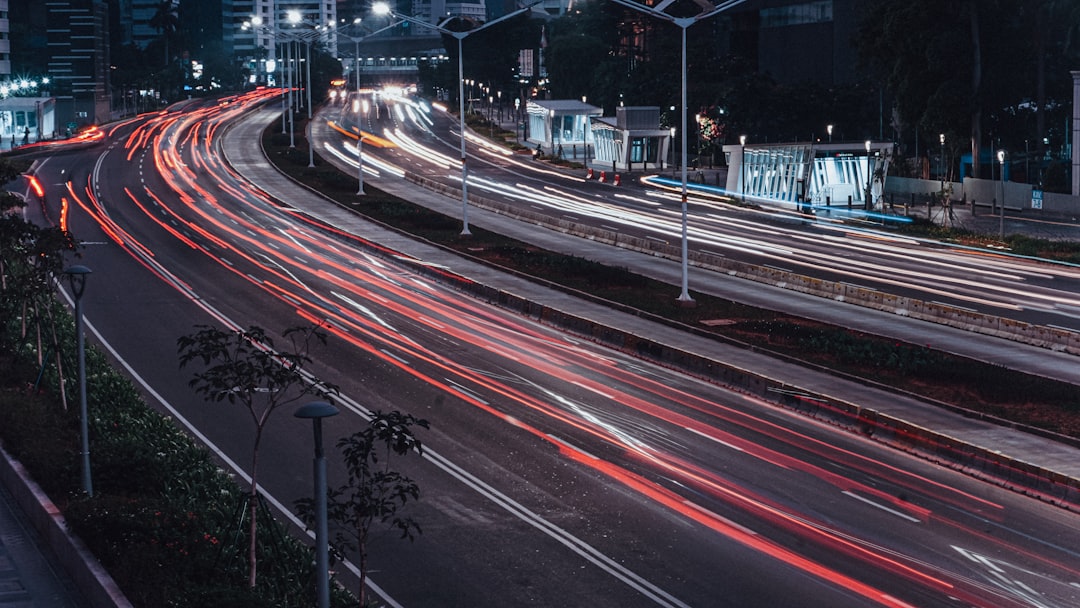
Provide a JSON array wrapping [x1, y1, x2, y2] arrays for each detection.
[[18, 92, 1080, 607]]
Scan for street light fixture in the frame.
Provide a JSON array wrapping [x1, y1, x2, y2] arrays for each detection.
[[865, 139, 872, 210], [739, 134, 747, 204], [939, 133, 945, 183], [294, 400, 340, 608], [997, 149, 1007, 240], [64, 265, 93, 497], [339, 18, 405, 95], [827, 124, 833, 143], [609, 0, 747, 306], [374, 1, 540, 236], [287, 10, 335, 168], [243, 16, 289, 135], [339, 18, 404, 196]]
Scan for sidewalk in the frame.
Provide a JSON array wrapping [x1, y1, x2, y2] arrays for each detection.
[[0, 462, 86, 608]]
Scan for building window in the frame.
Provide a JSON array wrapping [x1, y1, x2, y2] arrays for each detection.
[[760, 1, 833, 28]]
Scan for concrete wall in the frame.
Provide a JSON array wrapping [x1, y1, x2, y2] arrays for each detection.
[[886, 175, 1080, 217], [0, 448, 131, 608]]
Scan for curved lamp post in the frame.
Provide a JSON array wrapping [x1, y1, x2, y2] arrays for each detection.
[[374, 1, 540, 236], [339, 18, 404, 196], [64, 265, 93, 497], [610, 0, 747, 306], [286, 10, 334, 168], [294, 400, 340, 608]]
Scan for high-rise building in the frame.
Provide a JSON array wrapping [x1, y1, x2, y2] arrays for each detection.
[[42, 0, 112, 127], [0, 0, 10, 79], [727, 0, 861, 86], [130, 0, 176, 49], [232, 0, 337, 85], [413, 0, 486, 27]]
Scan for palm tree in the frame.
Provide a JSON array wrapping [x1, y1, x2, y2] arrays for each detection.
[[149, 0, 179, 67]]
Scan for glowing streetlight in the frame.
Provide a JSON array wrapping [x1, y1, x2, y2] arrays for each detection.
[[865, 139, 872, 210], [374, 1, 540, 236], [609, 0, 747, 306], [939, 133, 945, 183], [997, 149, 1007, 240], [739, 134, 747, 204]]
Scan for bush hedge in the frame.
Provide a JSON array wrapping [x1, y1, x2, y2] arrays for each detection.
[[0, 298, 352, 607]]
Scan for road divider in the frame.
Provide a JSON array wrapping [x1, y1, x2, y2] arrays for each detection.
[[401, 171, 1080, 357]]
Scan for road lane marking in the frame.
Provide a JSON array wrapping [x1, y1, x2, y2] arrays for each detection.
[[842, 491, 920, 523], [685, 427, 744, 451]]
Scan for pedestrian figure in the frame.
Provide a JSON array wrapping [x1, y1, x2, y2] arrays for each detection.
[[23, 126, 29, 144]]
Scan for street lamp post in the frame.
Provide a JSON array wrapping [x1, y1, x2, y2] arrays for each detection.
[[244, 17, 285, 133], [294, 401, 340, 608], [339, 18, 405, 198], [64, 265, 93, 497], [611, 0, 746, 306], [287, 40, 296, 148], [354, 99, 366, 195], [740, 134, 747, 204], [865, 139, 872, 210], [375, 2, 540, 236], [939, 133, 946, 181], [997, 149, 1007, 240], [827, 124, 833, 143], [581, 95, 589, 165], [287, 11, 333, 167]]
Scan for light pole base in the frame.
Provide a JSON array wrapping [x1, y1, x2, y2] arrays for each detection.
[[675, 295, 697, 309]]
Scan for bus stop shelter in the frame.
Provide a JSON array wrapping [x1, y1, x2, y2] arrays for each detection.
[[0, 96, 56, 146], [525, 99, 602, 159], [724, 141, 894, 210]]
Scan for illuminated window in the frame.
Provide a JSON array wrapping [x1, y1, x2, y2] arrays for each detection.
[[760, 1, 832, 28]]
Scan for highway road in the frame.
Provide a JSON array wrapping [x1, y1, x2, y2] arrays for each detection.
[[16, 91, 1080, 607], [319, 90, 1080, 335]]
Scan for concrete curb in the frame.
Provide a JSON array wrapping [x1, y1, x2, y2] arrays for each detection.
[[0, 447, 132, 608], [402, 171, 1080, 356]]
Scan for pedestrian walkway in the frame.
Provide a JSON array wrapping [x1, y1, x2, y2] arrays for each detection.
[[0, 472, 85, 608]]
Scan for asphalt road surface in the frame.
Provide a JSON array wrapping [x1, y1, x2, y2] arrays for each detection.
[[16, 92, 1080, 607]]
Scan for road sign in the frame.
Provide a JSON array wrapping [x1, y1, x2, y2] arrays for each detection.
[[1032, 189, 1043, 209]]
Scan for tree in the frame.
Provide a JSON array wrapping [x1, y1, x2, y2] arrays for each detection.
[[149, 0, 179, 67], [0, 163, 77, 388], [297, 410, 428, 607], [852, 0, 1068, 179], [177, 324, 338, 589]]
